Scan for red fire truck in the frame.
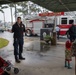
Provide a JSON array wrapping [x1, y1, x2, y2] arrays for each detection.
[[39, 12, 76, 35], [25, 12, 76, 36]]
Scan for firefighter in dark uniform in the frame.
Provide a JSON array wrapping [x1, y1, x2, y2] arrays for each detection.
[[12, 17, 25, 63]]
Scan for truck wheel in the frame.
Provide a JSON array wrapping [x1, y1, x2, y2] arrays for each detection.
[[6, 67, 11, 71], [14, 68, 19, 74], [26, 29, 32, 37]]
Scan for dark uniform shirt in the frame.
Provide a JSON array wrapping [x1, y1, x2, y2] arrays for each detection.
[[12, 22, 25, 38], [68, 25, 76, 36]]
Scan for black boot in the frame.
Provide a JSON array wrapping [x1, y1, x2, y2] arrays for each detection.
[[65, 61, 68, 67], [19, 54, 25, 60], [15, 55, 21, 63]]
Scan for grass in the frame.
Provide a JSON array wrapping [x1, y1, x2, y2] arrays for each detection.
[[0, 38, 9, 49]]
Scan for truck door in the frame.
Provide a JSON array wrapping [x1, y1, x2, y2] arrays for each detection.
[[33, 21, 43, 34]]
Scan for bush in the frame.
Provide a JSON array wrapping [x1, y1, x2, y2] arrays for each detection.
[[44, 35, 51, 40], [44, 35, 52, 44]]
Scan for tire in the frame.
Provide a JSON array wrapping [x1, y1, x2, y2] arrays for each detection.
[[6, 67, 11, 71], [26, 29, 32, 37], [14, 68, 19, 74]]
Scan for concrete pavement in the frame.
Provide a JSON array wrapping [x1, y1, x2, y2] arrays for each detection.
[[0, 31, 75, 75]]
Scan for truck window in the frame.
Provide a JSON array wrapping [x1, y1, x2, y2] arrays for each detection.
[[44, 23, 53, 28], [69, 20, 74, 24], [61, 18, 67, 24]]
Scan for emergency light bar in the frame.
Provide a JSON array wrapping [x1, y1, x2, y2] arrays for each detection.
[[39, 12, 64, 16]]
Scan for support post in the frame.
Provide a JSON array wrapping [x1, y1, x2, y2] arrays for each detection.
[[75, 56, 76, 75], [52, 16, 57, 45]]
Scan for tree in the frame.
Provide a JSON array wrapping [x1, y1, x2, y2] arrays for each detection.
[[0, 5, 8, 26], [29, 3, 42, 14], [17, 1, 28, 17], [8, 3, 15, 25], [0, 9, 5, 23], [16, 1, 42, 19]]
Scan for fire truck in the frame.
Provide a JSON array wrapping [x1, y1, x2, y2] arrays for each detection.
[[25, 12, 76, 36], [39, 12, 76, 35]]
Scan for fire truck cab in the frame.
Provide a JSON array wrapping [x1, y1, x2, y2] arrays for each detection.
[[56, 16, 76, 35]]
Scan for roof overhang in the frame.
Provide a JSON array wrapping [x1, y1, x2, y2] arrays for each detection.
[[0, 0, 76, 12], [31, 0, 76, 12], [0, 0, 28, 4]]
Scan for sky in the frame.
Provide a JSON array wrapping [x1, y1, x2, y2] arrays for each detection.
[[0, 5, 76, 23], [0, 8, 15, 22], [0, 2, 48, 23], [0, 1, 51, 23]]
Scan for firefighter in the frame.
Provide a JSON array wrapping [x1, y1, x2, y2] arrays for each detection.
[[11, 17, 26, 63], [65, 40, 72, 69], [55, 25, 60, 40]]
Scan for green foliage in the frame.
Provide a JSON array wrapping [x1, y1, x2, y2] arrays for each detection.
[[44, 35, 55, 45], [17, 1, 42, 15], [17, 1, 28, 16], [8, 3, 15, 7], [0, 9, 4, 13], [44, 35, 52, 41]]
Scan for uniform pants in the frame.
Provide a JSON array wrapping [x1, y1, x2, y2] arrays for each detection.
[[13, 37, 24, 56], [57, 31, 60, 39]]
